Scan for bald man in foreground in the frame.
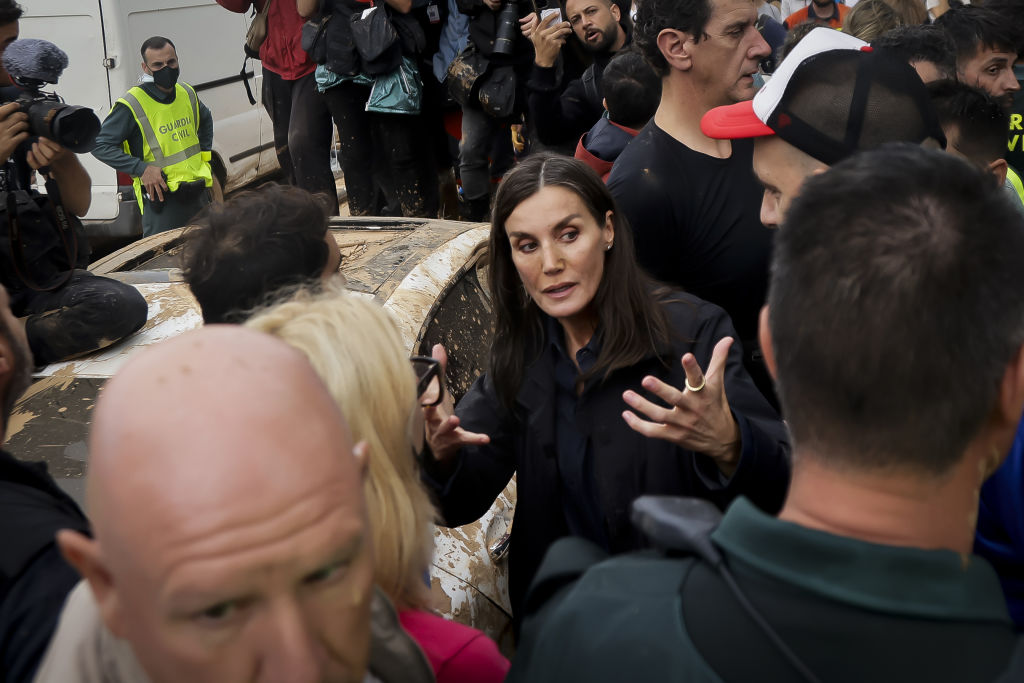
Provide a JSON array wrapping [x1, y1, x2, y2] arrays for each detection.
[[33, 326, 433, 683]]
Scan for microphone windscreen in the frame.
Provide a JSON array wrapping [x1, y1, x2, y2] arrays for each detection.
[[2, 39, 69, 84]]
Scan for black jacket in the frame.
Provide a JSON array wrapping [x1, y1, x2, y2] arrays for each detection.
[[527, 26, 630, 147], [458, 0, 534, 65], [0, 450, 90, 683], [527, 57, 607, 147], [423, 293, 791, 617]]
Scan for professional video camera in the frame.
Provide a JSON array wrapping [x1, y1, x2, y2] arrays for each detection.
[[1, 39, 101, 154]]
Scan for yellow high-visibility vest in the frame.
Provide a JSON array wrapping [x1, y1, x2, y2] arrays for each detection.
[[1008, 167, 1024, 208], [116, 83, 212, 213]]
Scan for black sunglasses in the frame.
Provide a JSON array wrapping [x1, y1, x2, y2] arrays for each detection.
[[411, 356, 444, 407]]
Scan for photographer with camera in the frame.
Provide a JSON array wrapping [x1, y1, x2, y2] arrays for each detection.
[[0, 2, 146, 368], [453, 0, 533, 221], [93, 36, 214, 237], [522, 0, 629, 149]]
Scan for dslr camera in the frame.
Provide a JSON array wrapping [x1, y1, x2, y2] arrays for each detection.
[[2, 38, 101, 154]]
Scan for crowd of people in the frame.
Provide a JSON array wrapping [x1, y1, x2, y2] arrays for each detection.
[[81, 0, 1024, 232], [1, 0, 1024, 680]]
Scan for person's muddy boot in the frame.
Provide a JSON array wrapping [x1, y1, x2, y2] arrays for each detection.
[[459, 195, 490, 223]]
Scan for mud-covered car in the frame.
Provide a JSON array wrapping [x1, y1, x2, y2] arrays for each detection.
[[8, 217, 515, 653]]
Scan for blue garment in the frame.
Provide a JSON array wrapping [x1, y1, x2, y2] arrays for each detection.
[[431, 0, 469, 84], [548, 317, 610, 550], [582, 115, 636, 165], [976, 415, 1024, 629]]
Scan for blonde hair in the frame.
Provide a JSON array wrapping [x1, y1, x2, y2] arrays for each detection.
[[843, 0, 905, 41], [880, 0, 927, 26], [245, 284, 436, 610]]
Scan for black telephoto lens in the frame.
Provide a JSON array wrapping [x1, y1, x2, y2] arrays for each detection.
[[493, 1, 520, 55], [24, 99, 101, 154]]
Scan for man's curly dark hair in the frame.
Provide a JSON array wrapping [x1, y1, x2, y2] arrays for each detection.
[[633, 0, 713, 77], [181, 184, 332, 325], [935, 5, 1021, 67], [0, 0, 22, 26]]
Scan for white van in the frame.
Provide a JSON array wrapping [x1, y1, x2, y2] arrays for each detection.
[[19, 0, 279, 246]]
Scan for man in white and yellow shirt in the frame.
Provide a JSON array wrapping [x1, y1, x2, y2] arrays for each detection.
[[93, 36, 213, 236]]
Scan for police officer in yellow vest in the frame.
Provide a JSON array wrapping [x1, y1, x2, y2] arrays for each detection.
[[93, 36, 213, 236]]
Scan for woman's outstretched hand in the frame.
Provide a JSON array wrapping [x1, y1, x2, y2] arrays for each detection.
[[424, 343, 491, 465], [621, 337, 741, 477]]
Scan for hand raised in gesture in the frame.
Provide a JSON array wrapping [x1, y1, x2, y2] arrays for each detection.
[[423, 343, 491, 466], [622, 337, 742, 476]]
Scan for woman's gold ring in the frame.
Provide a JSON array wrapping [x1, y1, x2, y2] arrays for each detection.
[[685, 377, 706, 393]]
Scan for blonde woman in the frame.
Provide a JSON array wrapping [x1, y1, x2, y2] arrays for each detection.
[[843, 0, 905, 41], [245, 286, 509, 683]]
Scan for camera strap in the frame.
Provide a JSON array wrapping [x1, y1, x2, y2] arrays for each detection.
[[6, 171, 79, 293], [240, 56, 257, 106]]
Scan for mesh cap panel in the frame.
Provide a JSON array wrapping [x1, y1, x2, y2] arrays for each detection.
[[768, 49, 946, 165]]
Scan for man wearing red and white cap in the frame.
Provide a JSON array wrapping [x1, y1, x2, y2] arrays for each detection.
[[702, 27, 946, 228]]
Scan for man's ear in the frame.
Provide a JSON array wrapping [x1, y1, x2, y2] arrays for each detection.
[[0, 339, 12, 384], [610, 1, 621, 21], [57, 530, 128, 638], [140, 61, 149, 75], [656, 28, 693, 72], [0, 336, 15, 419], [981, 343, 1024, 477], [995, 344, 1024, 428], [758, 305, 777, 380], [988, 158, 1008, 188]]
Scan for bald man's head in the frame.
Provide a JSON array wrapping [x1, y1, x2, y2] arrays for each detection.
[[60, 326, 375, 683]]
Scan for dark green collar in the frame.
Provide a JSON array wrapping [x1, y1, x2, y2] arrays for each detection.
[[140, 82, 176, 104], [713, 497, 1012, 623]]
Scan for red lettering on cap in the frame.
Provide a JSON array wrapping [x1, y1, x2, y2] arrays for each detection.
[[860, 45, 873, 52], [778, 113, 792, 128]]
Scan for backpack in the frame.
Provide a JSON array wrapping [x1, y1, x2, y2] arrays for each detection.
[[513, 497, 1024, 683], [0, 176, 89, 296], [244, 0, 273, 59], [512, 497, 823, 683]]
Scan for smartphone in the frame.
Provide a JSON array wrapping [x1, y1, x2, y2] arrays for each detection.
[[540, 6, 563, 23]]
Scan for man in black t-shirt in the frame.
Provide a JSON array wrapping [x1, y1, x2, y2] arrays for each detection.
[[606, 0, 773, 398], [0, 283, 90, 683]]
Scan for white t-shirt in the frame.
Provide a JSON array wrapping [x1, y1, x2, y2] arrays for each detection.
[[781, 0, 810, 20], [758, 2, 783, 22]]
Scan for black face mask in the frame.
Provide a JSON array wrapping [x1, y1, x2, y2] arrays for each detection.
[[151, 65, 180, 89]]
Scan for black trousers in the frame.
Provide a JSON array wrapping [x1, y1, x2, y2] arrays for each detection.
[[262, 69, 340, 215], [141, 191, 210, 237], [322, 80, 439, 217], [13, 270, 148, 366]]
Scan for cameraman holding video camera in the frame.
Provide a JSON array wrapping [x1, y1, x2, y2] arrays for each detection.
[[0, 0, 147, 367]]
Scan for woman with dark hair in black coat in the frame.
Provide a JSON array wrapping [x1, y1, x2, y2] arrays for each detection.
[[421, 153, 790, 618]]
